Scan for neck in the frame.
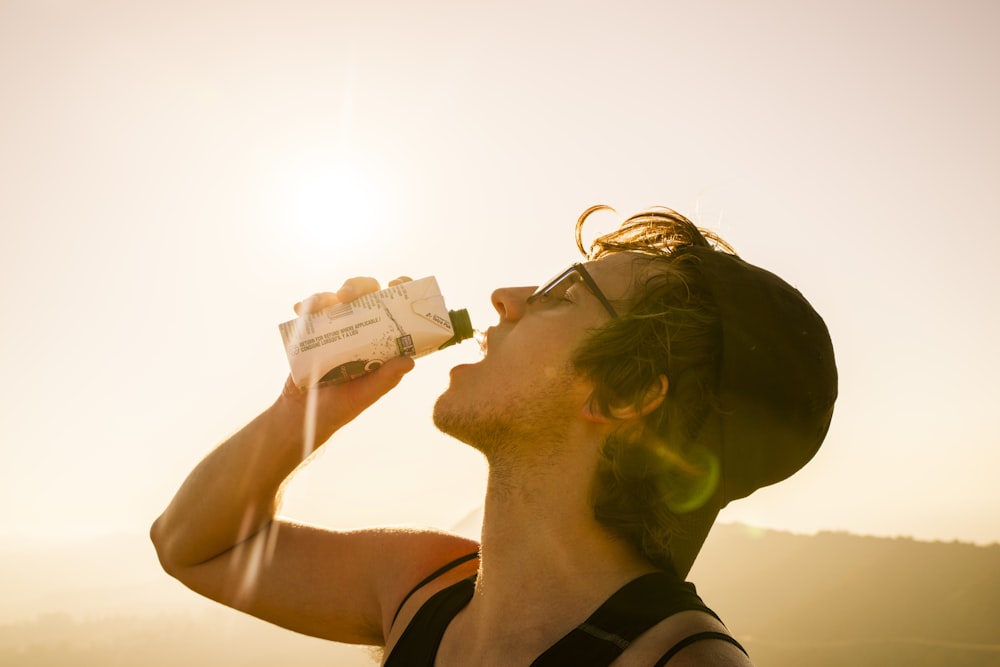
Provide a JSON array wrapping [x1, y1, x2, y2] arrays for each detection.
[[458, 434, 656, 655], [479, 455, 642, 578]]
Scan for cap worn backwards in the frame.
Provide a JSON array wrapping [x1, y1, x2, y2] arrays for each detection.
[[681, 246, 838, 506]]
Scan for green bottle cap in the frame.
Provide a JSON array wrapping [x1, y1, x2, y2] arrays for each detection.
[[440, 308, 474, 349]]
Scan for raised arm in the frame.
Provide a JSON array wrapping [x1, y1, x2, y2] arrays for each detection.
[[150, 279, 477, 644], [150, 356, 410, 559]]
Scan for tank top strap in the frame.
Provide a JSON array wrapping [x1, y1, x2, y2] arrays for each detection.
[[653, 631, 748, 665], [530, 571, 717, 667], [390, 551, 480, 627], [384, 576, 476, 667]]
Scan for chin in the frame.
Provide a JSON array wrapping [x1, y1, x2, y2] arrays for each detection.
[[432, 390, 500, 454], [431, 389, 461, 435]]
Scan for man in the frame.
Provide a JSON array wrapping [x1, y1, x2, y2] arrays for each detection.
[[151, 205, 837, 665]]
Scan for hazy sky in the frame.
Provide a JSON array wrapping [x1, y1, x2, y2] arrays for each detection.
[[2, 0, 998, 548]]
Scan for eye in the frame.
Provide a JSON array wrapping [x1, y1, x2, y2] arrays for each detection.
[[545, 283, 578, 307], [530, 291, 562, 307], [527, 270, 584, 311], [557, 274, 585, 300]]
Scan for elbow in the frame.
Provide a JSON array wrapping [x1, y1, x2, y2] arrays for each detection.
[[149, 514, 180, 576]]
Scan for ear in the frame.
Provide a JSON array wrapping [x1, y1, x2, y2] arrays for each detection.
[[581, 375, 668, 423]]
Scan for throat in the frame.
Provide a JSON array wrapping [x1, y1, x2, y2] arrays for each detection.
[[454, 469, 657, 655]]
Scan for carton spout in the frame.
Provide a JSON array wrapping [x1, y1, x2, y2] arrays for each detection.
[[439, 308, 474, 349]]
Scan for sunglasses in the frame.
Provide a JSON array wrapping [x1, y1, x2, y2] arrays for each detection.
[[526, 263, 619, 318]]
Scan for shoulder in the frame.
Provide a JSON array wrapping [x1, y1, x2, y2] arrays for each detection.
[[613, 610, 753, 667], [375, 528, 480, 642]]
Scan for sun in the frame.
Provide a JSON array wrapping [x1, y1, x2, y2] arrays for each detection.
[[287, 160, 381, 248]]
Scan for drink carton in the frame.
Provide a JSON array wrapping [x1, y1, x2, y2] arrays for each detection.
[[279, 276, 473, 388]]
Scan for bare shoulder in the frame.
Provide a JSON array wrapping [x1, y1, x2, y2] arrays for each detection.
[[613, 610, 753, 667], [380, 527, 482, 646], [367, 525, 481, 636], [271, 523, 480, 644]]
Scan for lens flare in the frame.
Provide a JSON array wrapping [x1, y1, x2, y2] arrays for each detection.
[[651, 442, 722, 514]]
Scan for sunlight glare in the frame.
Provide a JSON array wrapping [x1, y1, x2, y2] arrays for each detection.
[[282, 159, 383, 255]]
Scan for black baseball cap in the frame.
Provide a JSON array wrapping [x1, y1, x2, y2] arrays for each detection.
[[682, 246, 838, 506], [668, 245, 837, 578]]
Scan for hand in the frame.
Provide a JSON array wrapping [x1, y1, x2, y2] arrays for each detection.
[[291, 275, 413, 317], [277, 275, 416, 448]]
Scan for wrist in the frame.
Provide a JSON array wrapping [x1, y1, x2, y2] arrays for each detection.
[[269, 380, 339, 455]]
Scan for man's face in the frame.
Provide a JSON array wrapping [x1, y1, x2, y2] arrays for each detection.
[[432, 252, 642, 457]]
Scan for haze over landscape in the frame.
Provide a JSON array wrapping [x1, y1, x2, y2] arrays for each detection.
[[4, 526, 1000, 666], [2, 0, 999, 664]]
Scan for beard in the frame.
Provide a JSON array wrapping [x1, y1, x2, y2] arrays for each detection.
[[432, 403, 510, 456], [432, 364, 584, 464]]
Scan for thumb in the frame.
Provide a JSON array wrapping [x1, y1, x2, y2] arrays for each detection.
[[331, 355, 416, 421], [370, 355, 416, 390]]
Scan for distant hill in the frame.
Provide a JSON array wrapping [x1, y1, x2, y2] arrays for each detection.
[[691, 524, 1000, 666], [2, 525, 999, 666]]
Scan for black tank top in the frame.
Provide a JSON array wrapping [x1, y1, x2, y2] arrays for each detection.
[[384, 555, 747, 666]]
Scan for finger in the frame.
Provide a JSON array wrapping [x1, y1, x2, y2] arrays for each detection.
[[302, 356, 416, 433], [293, 276, 387, 315], [294, 292, 339, 315], [335, 276, 381, 304], [332, 356, 416, 418], [388, 276, 413, 287]]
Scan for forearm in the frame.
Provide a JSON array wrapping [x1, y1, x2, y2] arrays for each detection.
[[151, 356, 414, 572], [150, 395, 314, 570]]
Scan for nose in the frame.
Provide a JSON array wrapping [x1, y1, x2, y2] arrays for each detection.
[[491, 286, 535, 322]]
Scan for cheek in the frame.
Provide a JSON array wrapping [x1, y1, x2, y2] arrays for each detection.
[[542, 361, 572, 381]]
